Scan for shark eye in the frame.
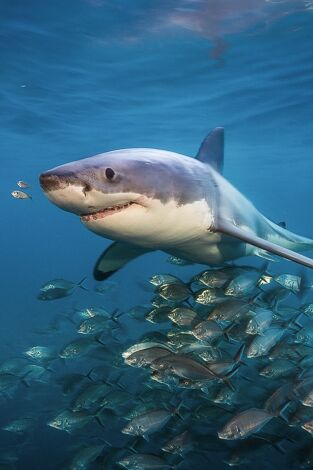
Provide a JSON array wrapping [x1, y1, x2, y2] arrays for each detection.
[[105, 167, 115, 180]]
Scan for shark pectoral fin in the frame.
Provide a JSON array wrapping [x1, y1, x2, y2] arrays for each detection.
[[196, 127, 224, 173], [216, 220, 313, 269], [93, 242, 152, 280]]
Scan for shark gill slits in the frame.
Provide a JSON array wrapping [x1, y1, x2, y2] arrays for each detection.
[[105, 167, 115, 180], [82, 183, 91, 196]]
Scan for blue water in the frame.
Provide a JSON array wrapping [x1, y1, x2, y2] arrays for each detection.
[[1, 1, 313, 468]]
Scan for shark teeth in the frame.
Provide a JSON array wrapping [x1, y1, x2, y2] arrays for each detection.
[[80, 202, 135, 222]]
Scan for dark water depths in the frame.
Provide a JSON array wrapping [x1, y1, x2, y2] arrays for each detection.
[[1, 1, 313, 468]]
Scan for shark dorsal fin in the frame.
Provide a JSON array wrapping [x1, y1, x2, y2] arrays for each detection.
[[196, 127, 224, 173]]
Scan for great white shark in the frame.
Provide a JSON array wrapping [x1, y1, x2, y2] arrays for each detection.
[[39, 128, 313, 279]]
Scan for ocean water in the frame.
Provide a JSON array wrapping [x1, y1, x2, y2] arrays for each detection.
[[1, 1, 313, 468]]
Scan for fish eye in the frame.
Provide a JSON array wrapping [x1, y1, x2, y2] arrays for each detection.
[[105, 167, 115, 180]]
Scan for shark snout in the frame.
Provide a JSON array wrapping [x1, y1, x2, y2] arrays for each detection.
[[39, 172, 63, 192], [39, 169, 84, 193], [39, 169, 93, 215]]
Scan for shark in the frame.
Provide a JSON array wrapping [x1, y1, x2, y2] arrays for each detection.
[[39, 128, 313, 280]]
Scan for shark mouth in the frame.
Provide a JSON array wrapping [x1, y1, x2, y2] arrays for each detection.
[[80, 201, 138, 222]]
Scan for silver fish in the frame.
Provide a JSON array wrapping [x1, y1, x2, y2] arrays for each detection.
[[192, 320, 224, 343], [224, 271, 262, 297], [118, 454, 174, 470], [100, 390, 130, 410], [72, 382, 112, 411], [47, 409, 104, 433], [301, 303, 313, 317], [194, 288, 227, 305], [289, 406, 313, 426], [302, 420, 313, 436], [192, 269, 230, 288], [296, 325, 313, 347], [209, 299, 250, 323], [157, 282, 191, 302], [0, 373, 27, 392], [246, 327, 285, 358], [245, 307, 273, 335], [151, 354, 217, 382], [274, 273, 302, 294], [121, 406, 180, 438], [75, 306, 111, 319], [259, 359, 297, 379], [294, 376, 313, 407], [162, 430, 194, 456], [38, 277, 87, 300], [208, 344, 245, 376], [77, 315, 111, 335], [122, 342, 173, 359], [67, 444, 105, 469], [59, 337, 96, 359], [24, 346, 55, 362], [11, 190, 31, 199], [218, 408, 274, 440], [168, 307, 200, 326], [213, 385, 238, 406], [145, 307, 172, 324], [2, 417, 35, 434], [125, 346, 173, 368], [17, 180, 30, 189], [149, 274, 181, 287]]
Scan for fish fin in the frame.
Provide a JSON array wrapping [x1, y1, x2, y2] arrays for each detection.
[[222, 366, 240, 391], [298, 268, 312, 300], [77, 277, 88, 291], [254, 434, 285, 454], [21, 371, 32, 388], [223, 324, 236, 343], [173, 400, 185, 421], [111, 309, 128, 326], [234, 344, 245, 364], [196, 127, 224, 173], [93, 242, 152, 280], [94, 406, 108, 427], [215, 220, 313, 269], [277, 402, 292, 422], [278, 221, 287, 229], [85, 368, 97, 381], [126, 438, 140, 453], [255, 249, 279, 262], [223, 378, 235, 392]]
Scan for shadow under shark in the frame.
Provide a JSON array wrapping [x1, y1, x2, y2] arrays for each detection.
[[39, 128, 313, 279]]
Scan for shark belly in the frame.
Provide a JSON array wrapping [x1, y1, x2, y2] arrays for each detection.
[[81, 197, 213, 250], [164, 231, 248, 265]]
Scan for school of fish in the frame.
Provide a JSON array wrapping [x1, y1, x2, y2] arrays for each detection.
[[2, 261, 313, 469]]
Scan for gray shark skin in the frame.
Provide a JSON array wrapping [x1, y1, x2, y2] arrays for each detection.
[[39, 128, 313, 280]]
